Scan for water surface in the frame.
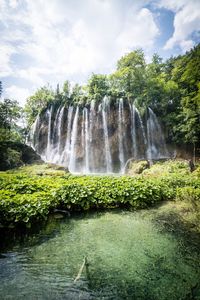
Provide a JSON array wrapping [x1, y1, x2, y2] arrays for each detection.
[[0, 208, 200, 299]]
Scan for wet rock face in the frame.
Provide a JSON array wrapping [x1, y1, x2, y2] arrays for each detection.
[[31, 98, 170, 174]]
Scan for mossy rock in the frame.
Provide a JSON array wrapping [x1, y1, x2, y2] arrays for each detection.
[[0, 141, 42, 171], [126, 160, 149, 175]]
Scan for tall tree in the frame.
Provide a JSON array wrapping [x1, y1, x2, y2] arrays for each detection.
[[25, 85, 54, 125], [0, 98, 22, 141], [62, 80, 71, 99], [71, 83, 84, 104], [110, 49, 146, 101], [87, 74, 109, 102]]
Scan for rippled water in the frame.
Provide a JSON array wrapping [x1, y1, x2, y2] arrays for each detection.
[[0, 208, 200, 300]]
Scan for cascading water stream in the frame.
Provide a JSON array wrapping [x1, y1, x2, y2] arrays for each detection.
[[68, 106, 79, 173], [31, 99, 170, 174], [102, 97, 112, 173], [84, 107, 90, 173], [89, 100, 95, 172], [57, 106, 65, 154], [46, 106, 53, 161], [131, 105, 138, 158], [135, 106, 147, 148], [60, 106, 73, 165], [52, 106, 61, 143], [118, 99, 125, 171], [31, 114, 40, 150], [51, 106, 65, 164], [147, 108, 168, 159]]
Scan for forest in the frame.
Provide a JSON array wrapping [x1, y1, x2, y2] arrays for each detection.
[[0, 44, 200, 158]]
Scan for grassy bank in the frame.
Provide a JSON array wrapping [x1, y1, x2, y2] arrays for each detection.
[[0, 161, 199, 228]]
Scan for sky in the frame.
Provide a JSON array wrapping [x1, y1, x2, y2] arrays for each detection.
[[0, 0, 200, 106]]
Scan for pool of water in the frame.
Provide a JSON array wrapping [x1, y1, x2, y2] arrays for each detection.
[[0, 207, 200, 300]]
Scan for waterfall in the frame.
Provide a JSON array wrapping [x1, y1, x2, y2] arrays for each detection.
[[89, 100, 95, 172], [147, 107, 168, 160], [84, 107, 89, 173], [118, 99, 125, 171], [52, 106, 61, 144], [31, 99, 170, 174], [57, 106, 65, 153], [52, 106, 65, 164], [46, 106, 53, 161], [136, 107, 147, 148], [102, 96, 112, 173], [131, 105, 137, 158], [68, 106, 79, 173], [61, 106, 73, 165], [31, 114, 40, 151]]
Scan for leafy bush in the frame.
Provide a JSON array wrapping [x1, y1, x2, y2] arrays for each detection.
[[142, 160, 190, 177], [0, 190, 53, 224], [53, 176, 169, 211], [0, 163, 199, 227], [176, 187, 200, 211]]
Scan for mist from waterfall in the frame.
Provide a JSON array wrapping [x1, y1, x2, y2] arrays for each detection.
[[31, 97, 169, 174]]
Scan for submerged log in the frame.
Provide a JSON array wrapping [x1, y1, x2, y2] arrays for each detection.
[[74, 256, 88, 283]]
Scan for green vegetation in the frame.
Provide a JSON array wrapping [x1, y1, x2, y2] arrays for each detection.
[[0, 141, 41, 170], [0, 161, 199, 228], [23, 44, 200, 152], [1, 46, 199, 159], [0, 84, 39, 170], [0, 97, 24, 143]]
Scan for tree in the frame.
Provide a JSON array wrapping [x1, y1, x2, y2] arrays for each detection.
[[0, 98, 22, 141], [25, 84, 55, 125], [110, 49, 146, 101], [170, 44, 200, 156], [71, 83, 84, 104], [62, 80, 71, 99], [87, 74, 109, 102]]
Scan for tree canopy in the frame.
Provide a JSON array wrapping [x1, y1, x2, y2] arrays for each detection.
[[0, 98, 23, 142]]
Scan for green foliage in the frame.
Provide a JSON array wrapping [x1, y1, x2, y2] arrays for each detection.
[[142, 160, 191, 177], [62, 80, 71, 99], [110, 49, 146, 101], [0, 98, 21, 131], [87, 74, 109, 102], [0, 98, 24, 143], [0, 161, 199, 227], [70, 83, 84, 104], [25, 85, 55, 125], [22, 44, 200, 149], [126, 160, 149, 175], [176, 187, 200, 213]]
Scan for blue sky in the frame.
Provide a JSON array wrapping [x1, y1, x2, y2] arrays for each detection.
[[0, 0, 200, 106]]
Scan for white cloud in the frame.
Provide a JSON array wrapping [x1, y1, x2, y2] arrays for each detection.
[[179, 39, 195, 52], [117, 8, 159, 53], [0, 43, 16, 77], [5, 85, 31, 106], [158, 0, 200, 52], [8, 0, 19, 9], [0, 0, 160, 92]]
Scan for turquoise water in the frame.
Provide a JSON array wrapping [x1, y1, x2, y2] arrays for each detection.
[[0, 208, 200, 299]]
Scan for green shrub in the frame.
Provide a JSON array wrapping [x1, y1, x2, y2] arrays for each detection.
[[176, 187, 200, 211], [54, 176, 168, 211], [0, 164, 199, 227], [0, 190, 53, 224]]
